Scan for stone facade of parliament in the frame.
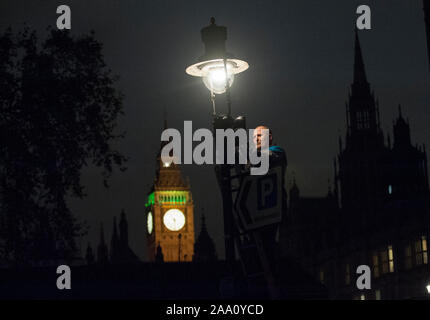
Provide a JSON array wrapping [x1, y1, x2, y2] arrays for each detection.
[[282, 4, 430, 298]]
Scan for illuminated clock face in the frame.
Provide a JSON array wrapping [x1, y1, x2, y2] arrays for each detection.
[[147, 211, 153, 234], [163, 209, 185, 231]]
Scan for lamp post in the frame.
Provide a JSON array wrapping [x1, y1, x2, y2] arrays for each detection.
[[186, 18, 249, 263]]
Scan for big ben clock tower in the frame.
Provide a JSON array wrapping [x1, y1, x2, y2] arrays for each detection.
[[145, 130, 195, 262]]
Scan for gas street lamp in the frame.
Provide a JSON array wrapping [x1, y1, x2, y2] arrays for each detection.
[[185, 17, 249, 263], [185, 18, 280, 299], [186, 17, 249, 115]]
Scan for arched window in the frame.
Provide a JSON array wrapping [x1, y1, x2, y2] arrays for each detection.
[[357, 110, 370, 129]]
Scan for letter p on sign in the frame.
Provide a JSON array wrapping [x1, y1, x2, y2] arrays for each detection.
[[257, 173, 277, 210]]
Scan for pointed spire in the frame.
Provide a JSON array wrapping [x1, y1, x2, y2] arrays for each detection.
[[97, 222, 109, 264], [119, 209, 128, 248], [99, 222, 105, 244], [155, 108, 187, 189], [398, 104, 405, 120], [193, 209, 217, 262], [353, 30, 368, 85], [77, 237, 83, 258], [393, 104, 411, 148], [110, 216, 119, 262], [347, 30, 380, 138], [85, 242, 95, 265], [155, 242, 164, 263]]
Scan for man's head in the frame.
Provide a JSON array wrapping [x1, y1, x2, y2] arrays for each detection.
[[253, 125, 273, 150]]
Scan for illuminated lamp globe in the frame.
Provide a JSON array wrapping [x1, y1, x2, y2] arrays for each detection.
[[187, 58, 248, 94], [185, 17, 248, 95], [202, 61, 234, 94]]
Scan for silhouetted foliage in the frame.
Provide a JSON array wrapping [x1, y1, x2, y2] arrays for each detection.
[[0, 28, 126, 264]]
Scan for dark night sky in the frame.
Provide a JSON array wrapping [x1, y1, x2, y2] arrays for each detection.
[[1, 0, 429, 260]]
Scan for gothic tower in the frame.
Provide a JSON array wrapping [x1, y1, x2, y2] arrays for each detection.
[[97, 222, 109, 264], [85, 242, 95, 265], [345, 31, 384, 147], [336, 31, 430, 234], [119, 209, 128, 249], [145, 121, 195, 262], [108, 211, 139, 263], [193, 212, 217, 262], [336, 31, 389, 231], [390, 105, 429, 198], [110, 216, 119, 261]]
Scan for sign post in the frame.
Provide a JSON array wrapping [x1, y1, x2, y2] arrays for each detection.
[[232, 166, 283, 298]]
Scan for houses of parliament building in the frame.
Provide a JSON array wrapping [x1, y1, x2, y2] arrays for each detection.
[[283, 0, 430, 299]]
